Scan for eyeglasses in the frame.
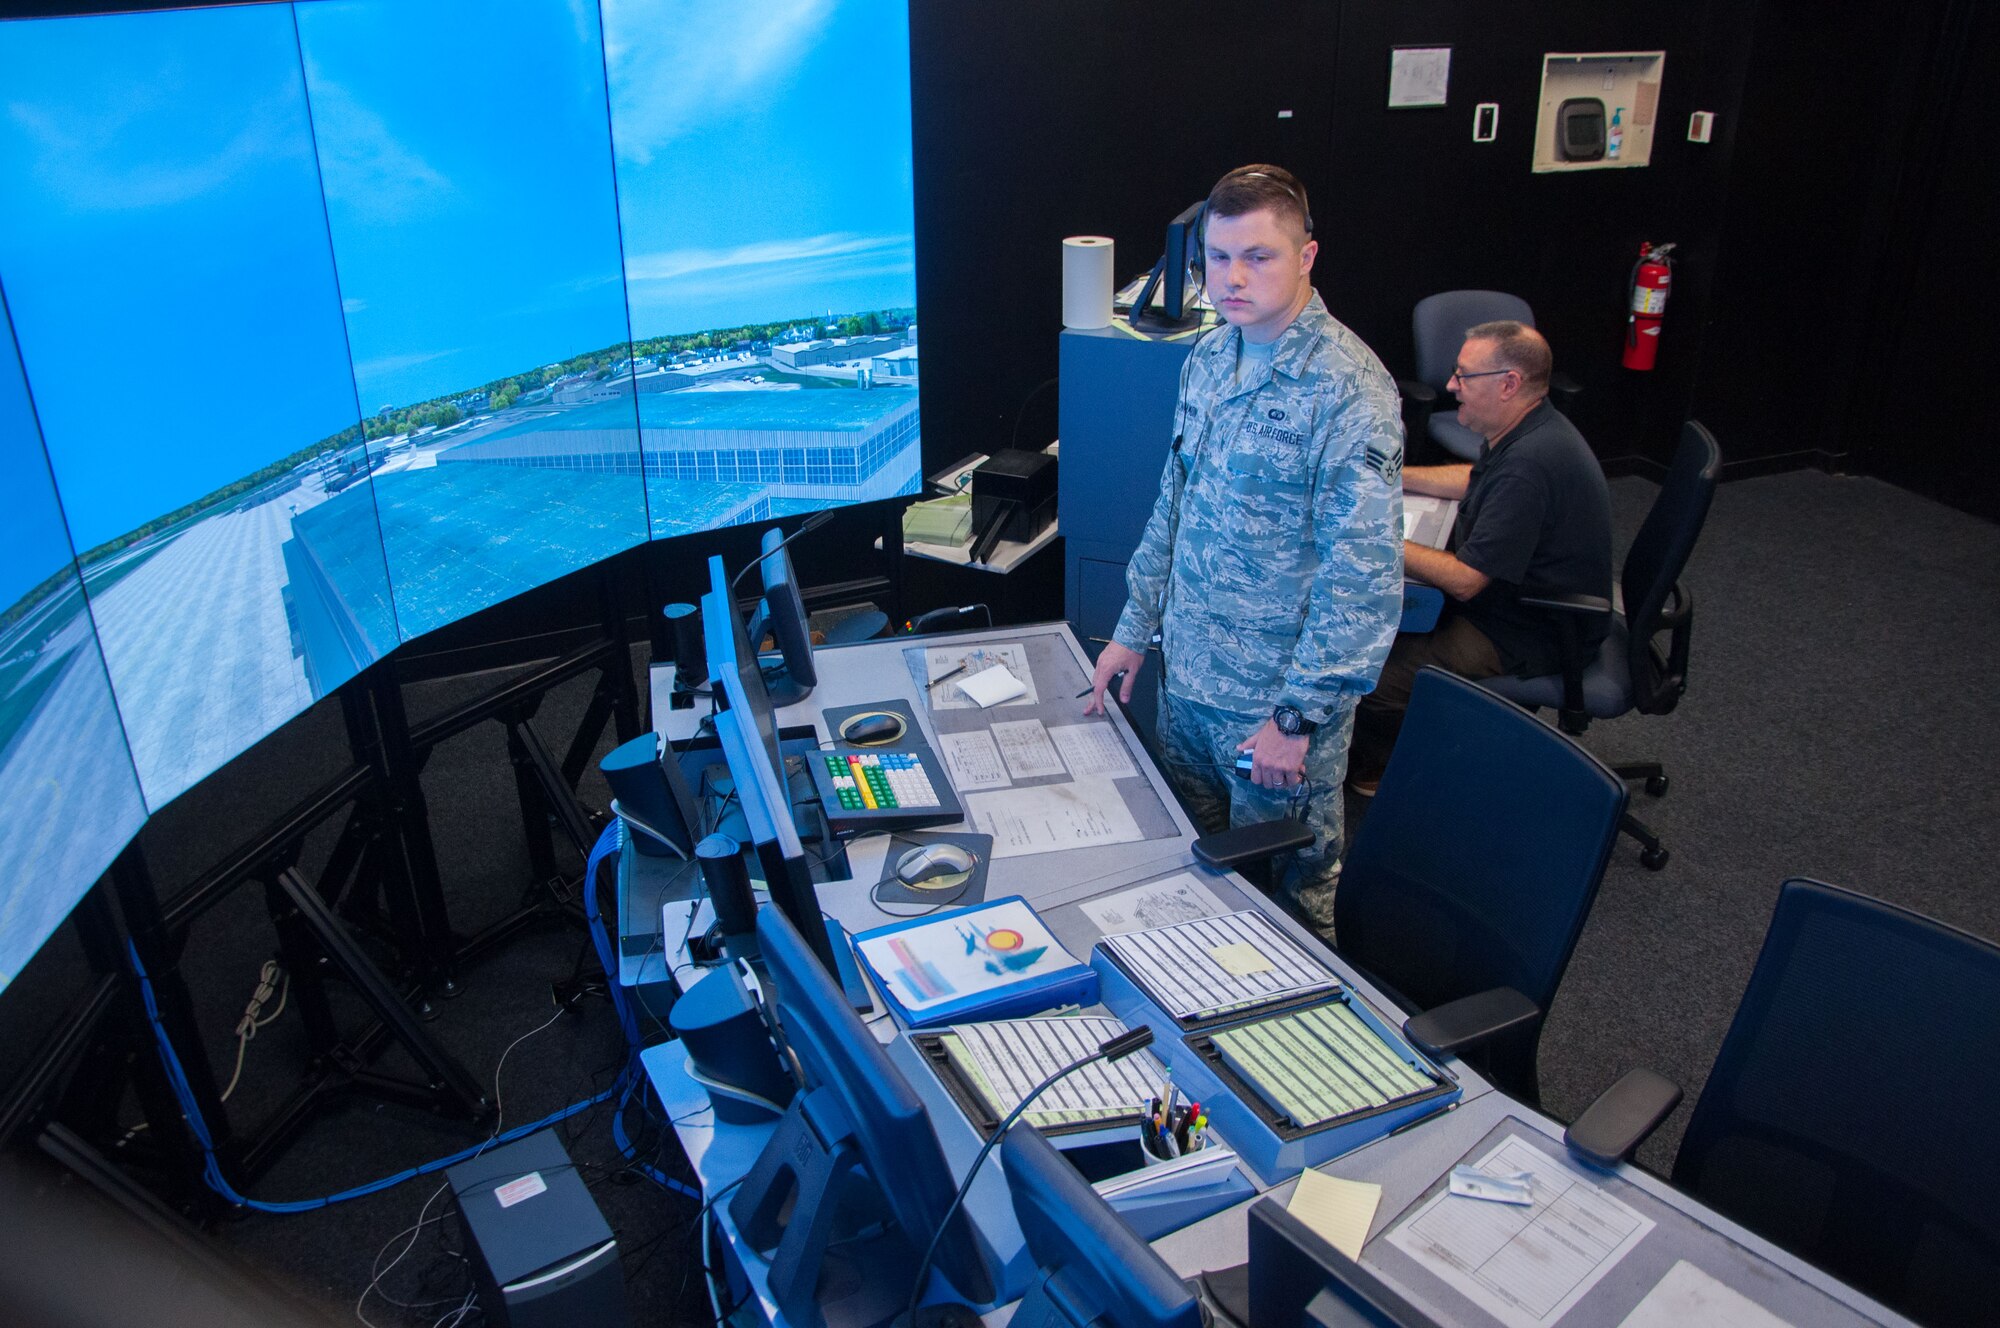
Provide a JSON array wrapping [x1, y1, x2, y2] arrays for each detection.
[[1448, 366, 1514, 385]]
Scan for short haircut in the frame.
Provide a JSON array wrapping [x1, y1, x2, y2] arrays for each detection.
[[1206, 164, 1313, 237], [1466, 320, 1552, 393]]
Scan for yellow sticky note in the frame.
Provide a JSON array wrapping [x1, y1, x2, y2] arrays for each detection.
[[1287, 1169, 1381, 1261], [1208, 942, 1274, 977]]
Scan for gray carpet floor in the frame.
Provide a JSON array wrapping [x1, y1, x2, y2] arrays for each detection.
[[19, 466, 1996, 1324]]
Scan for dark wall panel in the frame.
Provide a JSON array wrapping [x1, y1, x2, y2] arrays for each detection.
[[909, 2, 1340, 465], [1318, 3, 1741, 467], [1684, 0, 1946, 474]]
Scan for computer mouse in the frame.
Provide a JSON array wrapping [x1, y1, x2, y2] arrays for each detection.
[[895, 843, 978, 886], [839, 711, 907, 746]]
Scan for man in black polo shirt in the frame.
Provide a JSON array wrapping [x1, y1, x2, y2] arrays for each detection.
[[1347, 320, 1611, 793]]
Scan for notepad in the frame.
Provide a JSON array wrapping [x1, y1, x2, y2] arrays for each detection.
[[1099, 910, 1337, 1021], [1210, 1001, 1437, 1128], [1289, 1170, 1381, 1260]]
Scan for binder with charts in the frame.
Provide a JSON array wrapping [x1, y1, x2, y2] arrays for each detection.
[[1095, 909, 1339, 1026]]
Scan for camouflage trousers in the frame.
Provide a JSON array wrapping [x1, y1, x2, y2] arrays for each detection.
[[1154, 689, 1354, 930]]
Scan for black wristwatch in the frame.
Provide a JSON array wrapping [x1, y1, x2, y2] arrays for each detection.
[[1272, 704, 1318, 736]]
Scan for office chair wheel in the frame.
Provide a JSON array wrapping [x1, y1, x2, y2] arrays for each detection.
[[1645, 774, 1670, 797], [1640, 846, 1669, 871]]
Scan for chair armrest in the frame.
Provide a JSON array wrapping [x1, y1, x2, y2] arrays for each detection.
[[1516, 591, 1611, 616], [1402, 986, 1539, 1056], [1564, 1068, 1683, 1168], [1192, 818, 1314, 871], [1549, 372, 1583, 415]]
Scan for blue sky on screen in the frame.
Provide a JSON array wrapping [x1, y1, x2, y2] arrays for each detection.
[[602, 0, 917, 339], [297, 0, 632, 412], [0, 295, 78, 610], [0, 6, 362, 554]]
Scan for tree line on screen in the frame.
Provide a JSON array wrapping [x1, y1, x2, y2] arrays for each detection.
[[43, 306, 914, 587]]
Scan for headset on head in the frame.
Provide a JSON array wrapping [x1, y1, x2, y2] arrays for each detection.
[[1191, 168, 1314, 291]]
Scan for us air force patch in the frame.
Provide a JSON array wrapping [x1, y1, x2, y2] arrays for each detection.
[[1364, 438, 1402, 485]]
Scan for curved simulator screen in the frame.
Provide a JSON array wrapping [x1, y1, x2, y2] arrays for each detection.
[[0, 0, 920, 997]]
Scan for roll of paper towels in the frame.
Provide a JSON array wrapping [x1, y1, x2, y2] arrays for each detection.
[[1062, 236, 1115, 329]]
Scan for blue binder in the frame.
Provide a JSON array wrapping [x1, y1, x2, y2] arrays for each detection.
[[853, 896, 1100, 1029]]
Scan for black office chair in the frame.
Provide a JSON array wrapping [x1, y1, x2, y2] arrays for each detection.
[[1481, 419, 1722, 871], [1334, 667, 1628, 1107], [1569, 880, 2000, 1328], [1397, 290, 1581, 463]]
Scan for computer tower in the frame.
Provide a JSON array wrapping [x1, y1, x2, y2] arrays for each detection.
[[447, 1129, 628, 1328]]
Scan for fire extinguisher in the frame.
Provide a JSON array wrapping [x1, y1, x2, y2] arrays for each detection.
[[1623, 242, 1676, 371]]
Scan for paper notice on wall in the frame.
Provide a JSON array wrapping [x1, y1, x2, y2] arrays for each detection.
[[965, 778, 1144, 858]]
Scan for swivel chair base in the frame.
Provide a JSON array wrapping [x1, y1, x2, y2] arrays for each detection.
[[1612, 760, 1669, 870]]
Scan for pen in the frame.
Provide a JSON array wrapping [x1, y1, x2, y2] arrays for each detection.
[[929, 660, 968, 689], [1076, 671, 1127, 698]]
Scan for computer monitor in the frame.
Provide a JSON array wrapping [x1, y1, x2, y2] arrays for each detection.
[[1247, 1197, 1442, 1328], [1000, 1123, 1204, 1328], [700, 555, 837, 979], [1128, 199, 1206, 333], [757, 525, 817, 706], [730, 906, 999, 1328]]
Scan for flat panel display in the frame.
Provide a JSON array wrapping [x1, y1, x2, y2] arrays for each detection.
[[0, 5, 398, 809], [297, 0, 649, 640], [0, 291, 150, 995], [602, 0, 923, 536]]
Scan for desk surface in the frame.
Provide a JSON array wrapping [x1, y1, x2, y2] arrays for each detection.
[[641, 623, 1905, 1328]]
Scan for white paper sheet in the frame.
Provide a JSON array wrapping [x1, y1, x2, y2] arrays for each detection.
[[1616, 1262, 1794, 1328], [991, 719, 1066, 779], [1048, 722, 1138, 780], [1389, 47, 1451, 108], [926, 643, 1038, 709], [965, 778, 1144, 858], [1384, 1133, 1655, 1328], [936, 729, 1012, 792], [1078, 872, 1228, 934]]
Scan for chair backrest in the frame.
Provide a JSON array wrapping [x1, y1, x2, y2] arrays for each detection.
[[1334, 668, 1627, 1104], [1673, 880, 2000, 1326], [1620, 419, 1720, 714], [1412, 290, 1535, 392]]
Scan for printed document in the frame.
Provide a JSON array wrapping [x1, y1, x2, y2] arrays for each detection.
[[991, 719, 1067, 779], [936, 729, 1011, 792], [1384, 1131, 1655, 1328], [965, 778, 1144, 858], [1617, 1262, 1794, 1328], [1048, 722, 1138, 780], [925, 643, 1037, 709], [1079, 872, 1228, 934]]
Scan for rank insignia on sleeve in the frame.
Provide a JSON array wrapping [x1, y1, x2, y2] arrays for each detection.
[[1364, 440, 1402, 485]]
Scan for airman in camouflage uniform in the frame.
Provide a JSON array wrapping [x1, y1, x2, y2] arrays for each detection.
[[1086, 166, 1403, 932]]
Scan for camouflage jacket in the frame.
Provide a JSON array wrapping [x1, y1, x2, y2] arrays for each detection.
[[1112, 292, 1404, 726]]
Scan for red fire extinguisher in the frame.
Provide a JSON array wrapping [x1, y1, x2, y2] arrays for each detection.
[[1623, 242, 1676, 371]]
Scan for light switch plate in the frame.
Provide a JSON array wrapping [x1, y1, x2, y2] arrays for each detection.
[[1473, 102, 1499, 142]]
